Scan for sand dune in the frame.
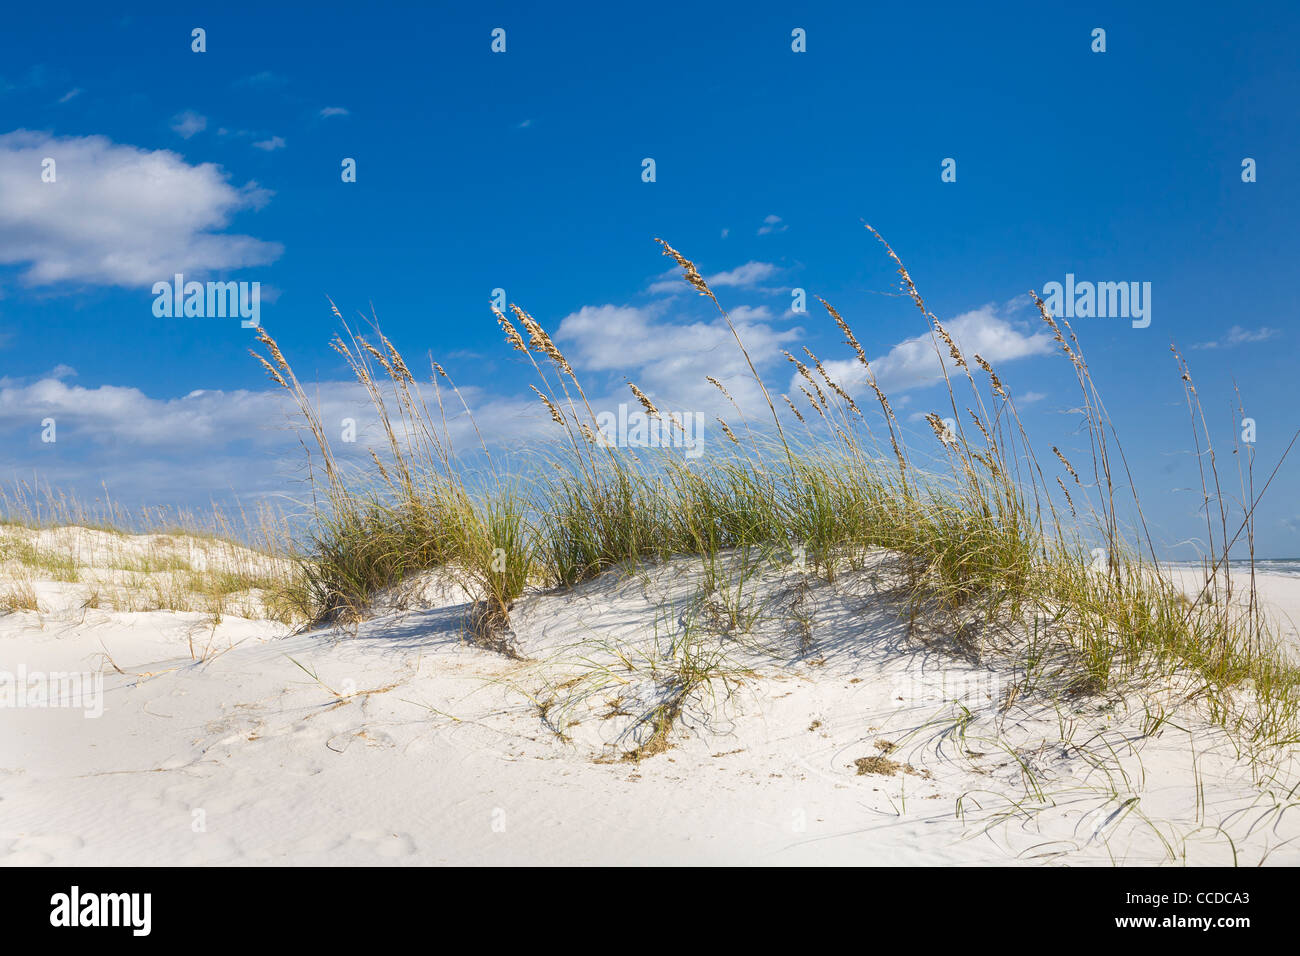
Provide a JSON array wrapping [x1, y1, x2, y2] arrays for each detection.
[[3, 530, 1299, 865]]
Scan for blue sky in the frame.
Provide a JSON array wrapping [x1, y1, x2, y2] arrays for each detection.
[[1, 1, 1297, 557]]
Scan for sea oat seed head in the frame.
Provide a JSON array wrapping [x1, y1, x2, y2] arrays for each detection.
[[628, 382, 660, 418]]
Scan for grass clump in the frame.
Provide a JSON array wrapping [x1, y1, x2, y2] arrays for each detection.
[[252, 227, 1299, 749]]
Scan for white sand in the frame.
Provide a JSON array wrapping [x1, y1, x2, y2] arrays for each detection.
[[3, 530, 1300, 866], [1164, 565, 1300, 654]]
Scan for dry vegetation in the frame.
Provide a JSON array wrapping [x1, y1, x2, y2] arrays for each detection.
[[6, 228, 1286, 758], [0, 488, 303, 625], [239, 226, 1300, 753]]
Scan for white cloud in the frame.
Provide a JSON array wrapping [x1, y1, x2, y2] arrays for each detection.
[[1192, 325, 1280, 349], [758, 214, 787, 236], [0, 130, 282, 287], [170, 110, 207, 138], [1, 376, 293, 447], [252, 136, 286, 152], [647, 268, 685, 295], [810, 306, 1053, 399], [0, 301, 1051, 509], [319, 107, 349, 118], [707, 261, 778, 288], [0, 370, 548, 504], [58, 89, 82, 104], [728, 305, 773, 323], [648, 260, 779, 295], [555, 302, 800, 414]]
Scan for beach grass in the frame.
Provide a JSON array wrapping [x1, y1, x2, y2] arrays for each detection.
[[0, 484, 305, 624], [250, 227, 1299, 749]]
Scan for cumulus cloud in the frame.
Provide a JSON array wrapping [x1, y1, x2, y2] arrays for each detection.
[[0, 370, 548, 506], [707, 261, 779, 288], [810, 306, 1053, 399], [555, 302, 801, 414], [1, 375, 310, 448], [757, 214, 787, 236], [728, 305, 773, 323], [4, 295, 797, 497], [0, 372, 549, 449], [0, 130, 282, 287], [0, 297, 1057, 509], [252, 135, 286, 151], [170, 110, 207, 138]]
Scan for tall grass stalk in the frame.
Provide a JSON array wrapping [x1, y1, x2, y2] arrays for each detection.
[[253, 230, 1299, 746]]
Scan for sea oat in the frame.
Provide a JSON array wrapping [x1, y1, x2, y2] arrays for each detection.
[[973, 354, 1008, 399], [529, 384, 565, 425], [820, 297, 869, 368], [865, 379, 894, 419], [1056, 476, 1078, 517], [381, 335, 414, 383], [1052, 446, 1080, 482], [934, 321, 967, 369], [369, 449, 393, 486], [494, 307, 529, 353], [926, 412, 957, 447], [865, 223, 927, 316], [1030, 291, 1080, 368], [511, 305, 575, 376], [805, 347, 862, 415], [784, 351, 828, 406], [250, 351, 287, 388], [967, 408, 994, 448], [782, 394, 807, 424], [655, 239, 715, 302], [255, 327, 289, 372], [359, 340, 394, 376], [628, 382, 660, 418], [798, 384, 825, 417]]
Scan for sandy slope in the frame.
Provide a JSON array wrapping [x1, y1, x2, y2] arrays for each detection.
[[3, 534, 1299, 866]]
